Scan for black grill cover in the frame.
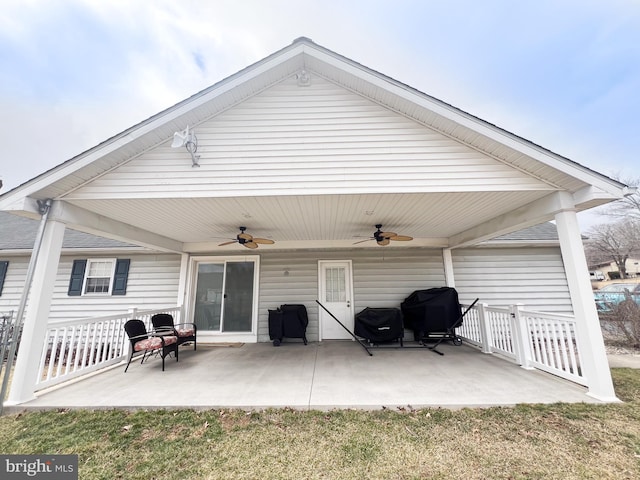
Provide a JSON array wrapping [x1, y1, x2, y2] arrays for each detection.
[[354, 307, 403, 342], [269, 304, 308, 345], [401, 287, 462, 334], [279, 304, 308, 338], [268, 309, 284, 340]]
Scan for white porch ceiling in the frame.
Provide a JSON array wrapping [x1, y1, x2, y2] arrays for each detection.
[[66, 190, 549, 251]]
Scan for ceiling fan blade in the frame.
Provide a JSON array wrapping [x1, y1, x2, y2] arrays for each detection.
[[253, 238, 275, 244], [218, 241, 237, 246], [389, 235, 413, 241], [238, 233, 253, 241], [377, 238, 391, 246], [379, 231, 397, 238], [353, 238, 372, 245], [243, 241, 259, 249]]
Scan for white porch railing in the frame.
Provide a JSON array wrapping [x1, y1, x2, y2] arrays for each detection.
[[458, 304, 517, 360], [35, 306, 182, 391], [458, 303, 586, 386], [33, 302, 586, 392]]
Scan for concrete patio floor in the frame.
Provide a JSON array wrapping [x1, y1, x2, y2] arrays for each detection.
[[10, 341, 603, 412]]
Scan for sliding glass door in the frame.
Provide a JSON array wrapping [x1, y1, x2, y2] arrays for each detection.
[[221, 261, 254, 332], [192, 258, 257, 333]]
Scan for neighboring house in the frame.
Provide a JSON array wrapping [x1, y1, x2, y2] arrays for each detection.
[[0, 212, 181, 320], [0, 37, 634, 405], [589, 259, 640, 279]]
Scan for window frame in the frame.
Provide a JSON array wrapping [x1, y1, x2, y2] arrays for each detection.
[[81, 258, 118, 296]]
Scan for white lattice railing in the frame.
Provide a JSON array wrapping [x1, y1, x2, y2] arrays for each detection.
[[518, 309, 583, 385], [458, 304, 515, 359], [459, 303, 586, 386], [36, 306, 182, 391]]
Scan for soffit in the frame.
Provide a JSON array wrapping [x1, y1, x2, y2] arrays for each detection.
[[66, 190, 548, 248]]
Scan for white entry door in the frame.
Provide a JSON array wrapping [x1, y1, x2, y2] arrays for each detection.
[[319, 260, 354, 340]]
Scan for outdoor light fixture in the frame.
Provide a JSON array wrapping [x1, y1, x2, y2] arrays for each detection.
[[171, 125, 200, 167], [296, 69, 311, 86]]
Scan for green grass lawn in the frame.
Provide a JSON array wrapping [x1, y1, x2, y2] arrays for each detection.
[[1, 369, 639, 479]]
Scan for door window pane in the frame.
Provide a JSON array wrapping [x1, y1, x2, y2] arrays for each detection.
[[325, 267, 346, 302]]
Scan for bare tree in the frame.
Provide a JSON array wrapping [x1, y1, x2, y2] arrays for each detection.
[[602, 175, 640, 220], [585, 220, 640, 278]]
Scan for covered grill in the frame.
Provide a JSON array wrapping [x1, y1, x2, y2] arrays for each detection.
[[354, 307, 404, 345], [401, 287, 467, 348], [268, 304, 308, 346]]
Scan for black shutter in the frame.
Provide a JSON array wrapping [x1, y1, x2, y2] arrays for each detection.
[[0, 261, 8, 296], [112, 259, 130, 296], [68, 259, 87, 296]]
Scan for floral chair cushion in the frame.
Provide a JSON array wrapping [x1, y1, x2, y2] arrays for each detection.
[[176, 328, 195, 337], [134, 335, 178, 352]]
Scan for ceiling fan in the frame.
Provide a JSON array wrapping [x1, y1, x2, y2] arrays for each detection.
[[354, 224, 413, 246], [218, 227, 275, 249]]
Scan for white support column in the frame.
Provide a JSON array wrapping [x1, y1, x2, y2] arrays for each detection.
[[7, 220, 66, 404], [442, 248, 456, 288], [555, 209, 618, 401]]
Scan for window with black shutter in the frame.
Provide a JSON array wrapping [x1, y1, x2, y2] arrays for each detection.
[[67, 258, 130, 296], [0, 261, 8, 296], [112, 259, 130, 295], [68, 259, 87, 296]]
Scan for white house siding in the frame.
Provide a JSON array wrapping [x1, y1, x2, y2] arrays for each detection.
[[0, 257, 29, 316], [65, 75, 553, 201], [256, 246, 572, 343], [48, 253, 182, 322], [257, 249, 446, 342], [2, 247, 571, 339], [451, 247, 572, 313], [0, 253, 182, 323]]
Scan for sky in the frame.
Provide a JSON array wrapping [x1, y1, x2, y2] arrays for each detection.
[[0, 0, 639, 231]]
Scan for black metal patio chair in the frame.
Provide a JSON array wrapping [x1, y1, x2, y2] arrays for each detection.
[[151, 313, 197, 351], [123, 319, 178, 372]]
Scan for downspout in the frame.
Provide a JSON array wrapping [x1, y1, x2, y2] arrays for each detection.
[[0, 199, 53, 415]]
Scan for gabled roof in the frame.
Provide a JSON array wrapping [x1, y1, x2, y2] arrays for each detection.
[[0, 38, 631, 251], [493, 222, 559, 241], [1, 37, 627, 203]]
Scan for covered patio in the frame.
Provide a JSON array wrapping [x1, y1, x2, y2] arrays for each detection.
[[8, 341, 600, 412], [0, 37, 632, 409]]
